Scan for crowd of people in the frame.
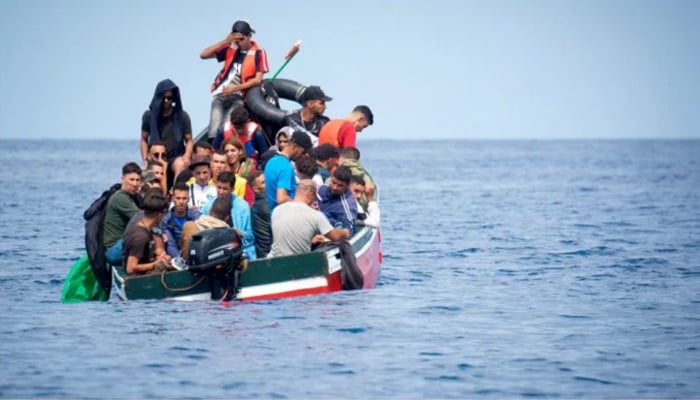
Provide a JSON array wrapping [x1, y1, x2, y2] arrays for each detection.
[[103, 20, 380, 275]]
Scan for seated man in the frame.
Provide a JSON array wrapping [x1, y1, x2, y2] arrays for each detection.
[[349, 175, 380, 228], [210, 149, 249, 202], [193, 140, 214, 159], [122, 188, 172, 274], [144, 159, 167, 195], [201, 171, 256, 260], [264, 130, 313, 211], [161, 182, 201, 258], [185, 156, 217, 210], [318, 105, 374, 149], [248, 171, 271, 258], [339, 146, 375, 199], [104, 162, 143, 265], [140, 80, 193, 188], [200, 20, 269, 140], [318, 165, 358, 236], [312, 143, 339, 186], [268, 179, 348, 258], [294, 153, 318, 182], [180, 196, 231, 262], [283, 86, 331, 146]]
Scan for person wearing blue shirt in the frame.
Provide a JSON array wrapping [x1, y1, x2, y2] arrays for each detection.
[[264, 130, 313, 211], [318, 165, 358, 236], [201, 171, 256, 260], [161, 182, 201, 258]]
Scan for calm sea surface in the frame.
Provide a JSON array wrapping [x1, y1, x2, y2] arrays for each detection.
[[0, 139, 699, 398]]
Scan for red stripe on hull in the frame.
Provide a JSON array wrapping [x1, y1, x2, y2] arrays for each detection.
[[241, 271, 343, 302]]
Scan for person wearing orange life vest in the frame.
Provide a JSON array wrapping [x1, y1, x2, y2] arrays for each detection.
[[318, 105, 374, 149], [200, 20, 269, 141]]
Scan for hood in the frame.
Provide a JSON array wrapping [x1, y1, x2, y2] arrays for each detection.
[[147, 79, 185, 154], [150, 79, 183, 113], [194, 215, 230, 230]]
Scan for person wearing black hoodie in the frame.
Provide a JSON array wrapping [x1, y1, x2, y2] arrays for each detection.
[[140, 79, 193, 189]]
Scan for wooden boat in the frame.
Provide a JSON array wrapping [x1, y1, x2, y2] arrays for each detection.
[[113, 221, 381, 301], [112, 79, 382, 301]]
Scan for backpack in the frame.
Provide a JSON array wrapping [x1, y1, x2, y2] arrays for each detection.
[[83, 183, 122, 294]]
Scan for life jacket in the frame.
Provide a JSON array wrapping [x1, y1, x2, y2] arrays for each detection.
[[83, 183, 122, 294], [318, 119, 354, 148], [210, 41, 262, 93]]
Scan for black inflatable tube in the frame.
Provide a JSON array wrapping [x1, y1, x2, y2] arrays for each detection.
[[246, 78, 307, 125]]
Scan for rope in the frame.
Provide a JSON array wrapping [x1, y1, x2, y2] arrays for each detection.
[[160, 270, 206, 292]]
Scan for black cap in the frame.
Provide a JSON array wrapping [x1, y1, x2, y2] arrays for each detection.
[[290, 131, 313, 153], [231, 20, 255, 35], [301, 86, 332, 103], [353, 105, 374, 125], [314, 143, 339, 161]]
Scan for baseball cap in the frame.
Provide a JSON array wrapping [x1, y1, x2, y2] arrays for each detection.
[[231, 20, 255, 35], [290, 131, 313, 153], [301, 86, 332, 103]]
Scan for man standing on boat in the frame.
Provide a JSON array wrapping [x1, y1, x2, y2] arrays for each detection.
[[318, 105, 374, 149], [200, 20, 269, 141], [284, 86, 331, 145], [140, 79, 193, 189]]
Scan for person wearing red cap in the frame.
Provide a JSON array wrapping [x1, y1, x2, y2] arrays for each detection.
[[318, 105, 374, 149], [200, 20, 269, 141]]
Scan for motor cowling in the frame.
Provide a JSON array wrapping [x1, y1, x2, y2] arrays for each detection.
[[187, 228, 244, 301]]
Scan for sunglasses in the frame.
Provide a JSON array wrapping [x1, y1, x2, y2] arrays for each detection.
[[163, 95, 174, 101], [151, 152, 166, 159]]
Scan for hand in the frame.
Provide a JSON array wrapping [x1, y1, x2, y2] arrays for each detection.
[[311, 235, 328, 245], [222, 85, 239, 96], [226, 32, 244, 43], [234, 228, 244, 238], [156, 252, 171, 263]]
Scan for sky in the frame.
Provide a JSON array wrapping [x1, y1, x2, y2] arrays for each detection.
[[1, 0, 699, 140]]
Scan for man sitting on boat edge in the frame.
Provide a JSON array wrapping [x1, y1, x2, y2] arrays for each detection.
[[201, 20, 269, 141]]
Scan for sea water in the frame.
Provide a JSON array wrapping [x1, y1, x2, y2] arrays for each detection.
[[0, 139, 698, 398]]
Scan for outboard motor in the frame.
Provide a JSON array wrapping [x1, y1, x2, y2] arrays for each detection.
[[187, 228, 244, 301]]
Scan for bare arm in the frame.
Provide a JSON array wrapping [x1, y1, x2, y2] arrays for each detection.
[[276, 188, 292, 207], [125, 253, 170, 274], [182, 133, 193, 167], [325, 228, 350, 242], [200, 33, 240, 59], [140, 131, 149, 166]]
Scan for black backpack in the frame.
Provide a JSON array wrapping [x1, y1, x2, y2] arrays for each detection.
[[83, 183, 121, 294]]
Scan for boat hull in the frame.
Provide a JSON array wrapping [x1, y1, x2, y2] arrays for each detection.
[[113, 225, 381, 301]]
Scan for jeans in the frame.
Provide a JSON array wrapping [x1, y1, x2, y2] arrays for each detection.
[[105, 240, 123, 266], [208, 93, 244, 140]]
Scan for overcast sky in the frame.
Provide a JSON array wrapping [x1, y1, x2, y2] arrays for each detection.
[[1, 0, 699, 140]]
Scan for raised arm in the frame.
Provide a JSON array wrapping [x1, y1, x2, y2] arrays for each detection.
[[200, 33, 241, 59]]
